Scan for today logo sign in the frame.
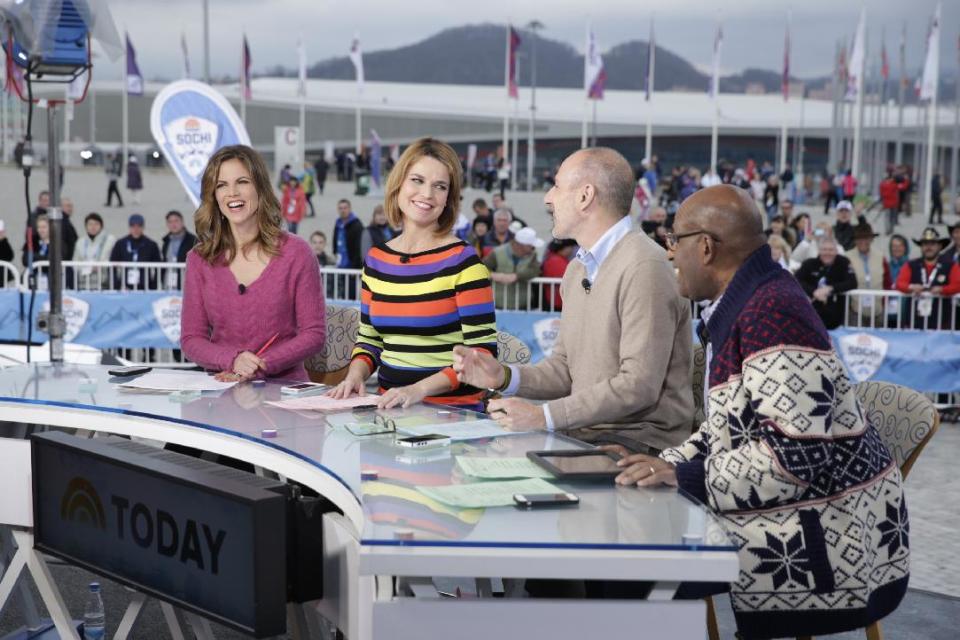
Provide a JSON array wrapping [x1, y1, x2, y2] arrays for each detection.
[[150, 80, 250, 207]]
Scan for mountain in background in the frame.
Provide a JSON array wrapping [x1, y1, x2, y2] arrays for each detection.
[[261, 24, 953, 99]]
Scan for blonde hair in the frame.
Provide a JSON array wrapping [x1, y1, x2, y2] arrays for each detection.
[[193, 145, 283, 264], [768, 234, 791, 263], [384, 138, 461, 235]]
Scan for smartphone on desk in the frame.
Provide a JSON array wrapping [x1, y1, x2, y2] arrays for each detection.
[[280, 382, 329, 396], [513, 492, 580, 509], [396, 434, 451, 449]]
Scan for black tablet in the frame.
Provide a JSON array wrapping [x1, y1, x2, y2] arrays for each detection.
[[527, 450, 622, 481]]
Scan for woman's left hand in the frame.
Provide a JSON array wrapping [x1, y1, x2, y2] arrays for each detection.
[[214, 370, 255, 383], [377, 384, 428, 410]]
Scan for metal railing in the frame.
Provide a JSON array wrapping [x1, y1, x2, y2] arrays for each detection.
[[842, 289, 959, 332], [20, 260, 187, 292], [0, 261, 19, 288]]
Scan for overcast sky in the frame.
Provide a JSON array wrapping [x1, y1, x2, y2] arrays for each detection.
[[98, 0, 958, 82]]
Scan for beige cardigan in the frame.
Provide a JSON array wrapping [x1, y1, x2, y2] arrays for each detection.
[[517, 231, 694, 452]]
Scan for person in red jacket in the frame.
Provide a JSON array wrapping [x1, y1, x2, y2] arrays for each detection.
[[281, 176, 307, 234], [878, 170, 900, 234], [540, 238, 578, 311], [895, 227, 960, 329]]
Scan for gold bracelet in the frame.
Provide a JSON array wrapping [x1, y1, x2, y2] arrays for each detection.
[[496, 364, 512, 392]]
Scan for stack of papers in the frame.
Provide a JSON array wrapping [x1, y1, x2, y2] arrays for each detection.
[[455, 456, 554, 479], [117, 371, 238, 393], [417, 478, 563, 508]]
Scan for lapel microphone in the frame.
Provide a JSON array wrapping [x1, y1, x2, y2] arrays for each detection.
[[238, 284, 246, 295], [581, 278, 591, 294]]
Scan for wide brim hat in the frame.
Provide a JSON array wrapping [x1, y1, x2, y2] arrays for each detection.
[[912, 226, 950, 248], [852, 222, 879, 241]]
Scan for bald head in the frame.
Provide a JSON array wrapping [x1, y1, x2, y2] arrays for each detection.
[[677, 185, 766, 262], [564, 147, 636, 217], [671, 185, 768, 302]]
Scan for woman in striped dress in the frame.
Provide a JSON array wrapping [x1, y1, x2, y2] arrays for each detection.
[[329, 138, 498, 409]]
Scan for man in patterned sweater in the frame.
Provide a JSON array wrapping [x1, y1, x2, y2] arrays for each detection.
[[610, 185, 909, 639]]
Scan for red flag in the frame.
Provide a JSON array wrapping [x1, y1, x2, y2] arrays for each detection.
[[507, 27, 521, 99]]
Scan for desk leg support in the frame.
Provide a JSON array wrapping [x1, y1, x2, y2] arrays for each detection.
[[0, 534, 29, 613], [113, 591, 148, 640], [183, 611, 216, 640], [0, 526, 44, 630], [159, 601, 189, 640], [647, 581, 680, 601], [16, 530, 80, 640]]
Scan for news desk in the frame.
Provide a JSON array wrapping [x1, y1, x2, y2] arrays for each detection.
[[0, 364, 738, 640]]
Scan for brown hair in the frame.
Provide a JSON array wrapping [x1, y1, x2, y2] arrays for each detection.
[[384, 137, 461, 235], [193, 145, 283, 264]]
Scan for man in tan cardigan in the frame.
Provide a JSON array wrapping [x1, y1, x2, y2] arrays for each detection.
[[454, 147, 693, 453]]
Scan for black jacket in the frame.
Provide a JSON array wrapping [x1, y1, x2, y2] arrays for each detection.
[[109, 234, 162, 290], [161, 231, 197, 264], [795, 255, 858, 329], [333, 216, 364, 269]]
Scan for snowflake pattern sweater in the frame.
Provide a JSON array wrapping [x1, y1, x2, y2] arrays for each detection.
[[662, 246, 909, 639]]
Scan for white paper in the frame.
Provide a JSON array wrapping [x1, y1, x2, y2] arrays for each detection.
[[399, 419, 525, 442], [117, 370, 238, 392], [265, 395, 379, 412]]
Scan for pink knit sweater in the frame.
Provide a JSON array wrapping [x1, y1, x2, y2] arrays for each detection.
[[181, 232, 325, 380]]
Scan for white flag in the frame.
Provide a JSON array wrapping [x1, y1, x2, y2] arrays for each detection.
[[847, 7, 866, 101], [919, 2, 941, 101], [297, 35, 307, 97], [349, 35, 364, 93], [583, 26, 606, 99], [709, 23, 723, 98]]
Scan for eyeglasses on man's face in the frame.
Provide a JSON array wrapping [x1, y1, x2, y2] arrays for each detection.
[[664, 229, 722, 250]]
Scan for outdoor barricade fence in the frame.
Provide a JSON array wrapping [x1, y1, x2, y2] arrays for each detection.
[[2, 266, 958, 403]]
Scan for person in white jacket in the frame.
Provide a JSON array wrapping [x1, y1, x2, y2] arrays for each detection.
[[76, 212, 116, 290]]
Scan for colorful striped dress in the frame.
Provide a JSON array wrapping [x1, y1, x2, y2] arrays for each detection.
[[352, 240, 498, 406]]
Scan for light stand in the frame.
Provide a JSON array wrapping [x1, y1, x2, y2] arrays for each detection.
[[38, 101, 66, 362]]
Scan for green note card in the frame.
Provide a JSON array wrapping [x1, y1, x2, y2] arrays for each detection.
[[455, 456, 554, 480], [417, 478, 562, 508]]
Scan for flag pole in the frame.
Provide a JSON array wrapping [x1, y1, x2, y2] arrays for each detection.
[[581, 23, 589, 149], [240, 34, 247, 125], [298, 35, 306, 163], [895, 22, 906, 165], [122, 31, 129, 167], [502, 22, 511, 162], [644, 17, 655, 162], [952, 36, 959, 200], [851, 14, 866, 188], [779, 11, 790, 174], [709, 20, 722, 174], [921, 3, 941, 215]]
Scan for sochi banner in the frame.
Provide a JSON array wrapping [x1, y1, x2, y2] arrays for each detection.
[[150, 80, 251, 207], [0, 290, 182, 349]]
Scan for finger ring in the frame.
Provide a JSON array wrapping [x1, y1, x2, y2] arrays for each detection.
[[649, 466, 656, 475]]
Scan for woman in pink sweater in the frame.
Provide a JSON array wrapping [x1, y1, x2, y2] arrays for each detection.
[[181, 145, 325, 381]]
